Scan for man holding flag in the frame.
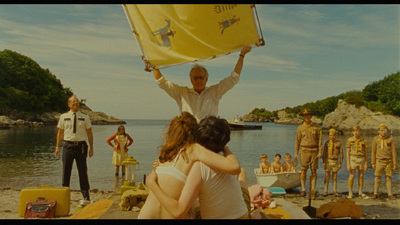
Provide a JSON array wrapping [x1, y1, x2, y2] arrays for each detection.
[[152, 46, 251, 122]]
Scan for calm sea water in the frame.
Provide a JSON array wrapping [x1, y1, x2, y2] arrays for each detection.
[[0, 120, 399, 195]]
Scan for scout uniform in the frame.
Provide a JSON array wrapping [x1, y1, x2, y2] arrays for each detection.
[[323, 130, 343, 173], [322, 129, 343, 196], [371, 124, 398, 200], [294, 110, 322, 171], [345, 136, 367, 170], [345, 126, 367, 198], [57, 110, 92, 200], [371, 131, 397, 177], [294, 108, 322, 197]]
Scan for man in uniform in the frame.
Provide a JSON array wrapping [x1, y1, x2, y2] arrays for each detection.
[[152, 46, 252, 122], [55, 95, 94, 201], [294, 108, 322, 198], [371, 124, 398, 200]]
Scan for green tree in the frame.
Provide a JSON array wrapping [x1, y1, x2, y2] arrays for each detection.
[[0, 49, 73, 115]]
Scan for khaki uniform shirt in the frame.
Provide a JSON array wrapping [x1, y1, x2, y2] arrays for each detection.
[[295, 122, 322, 154], [322, 140, 343, 163], [371, 135, 397, 164], [345, 136, 367, 156]]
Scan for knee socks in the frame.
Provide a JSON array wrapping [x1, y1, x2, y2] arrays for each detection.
[[348, 179, 353, 196]]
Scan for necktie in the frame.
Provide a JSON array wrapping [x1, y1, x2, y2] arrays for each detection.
[[73, 113, 76, 134]]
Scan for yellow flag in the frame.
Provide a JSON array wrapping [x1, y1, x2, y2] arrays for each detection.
[[123, 4, 264, 71]]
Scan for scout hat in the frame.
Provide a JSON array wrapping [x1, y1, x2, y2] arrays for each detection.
[[300, 108, 312, 116]]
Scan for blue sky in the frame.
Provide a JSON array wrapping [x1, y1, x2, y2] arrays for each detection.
[[0, 4, 398, 120]]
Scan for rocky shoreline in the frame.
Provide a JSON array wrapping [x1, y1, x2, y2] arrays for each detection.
[[244, 100, 400, 135], [0, 105, 126, 129]]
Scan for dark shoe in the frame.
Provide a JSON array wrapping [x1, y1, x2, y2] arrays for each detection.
[[322, 192, 328, 197], [333, 192, 341, 197], [81, 190, 90, 201], [300, 191, 306, 197], [388, 195, 396, 200], [115, 173, 119, 176], [371, 194, 378, 199]]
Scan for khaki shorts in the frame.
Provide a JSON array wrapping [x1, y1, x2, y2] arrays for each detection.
[[325, 159, 339, 172], [300, 148, 319, 170], [349, 155, 365, 170], [375, 159, 394, 177]]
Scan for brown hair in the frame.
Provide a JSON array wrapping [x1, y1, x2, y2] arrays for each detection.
[[117, 125, 126, 136], [158, 112, 199, 163]]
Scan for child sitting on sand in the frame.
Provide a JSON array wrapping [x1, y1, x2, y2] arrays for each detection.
[[270, 154, 283, 174], [259, 154, 271, 174], [282, 153, 295, 172]]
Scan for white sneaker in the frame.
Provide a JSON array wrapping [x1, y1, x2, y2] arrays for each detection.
[[347, 195, 353, 199], [361, 194, 370, 199]]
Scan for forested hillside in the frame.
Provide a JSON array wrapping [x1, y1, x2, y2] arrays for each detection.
[[251, 71, 400, 120], [0, 49, 73, 115]]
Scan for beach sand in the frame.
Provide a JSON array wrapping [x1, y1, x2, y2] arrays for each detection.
[[1, 188, 399, 219]]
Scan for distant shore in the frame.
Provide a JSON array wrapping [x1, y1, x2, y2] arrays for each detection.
[[1, 187, 399, 219]]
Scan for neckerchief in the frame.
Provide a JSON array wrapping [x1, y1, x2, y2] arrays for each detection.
[[329, 140, 334, 155], [355, 138, 362, 153], [380, 135, 387, 151]]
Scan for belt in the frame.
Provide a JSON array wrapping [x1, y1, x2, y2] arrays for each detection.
[[301, 146, 318, 148], [64, 140, 85, 145]]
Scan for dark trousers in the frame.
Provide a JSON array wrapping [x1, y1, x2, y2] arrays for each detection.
[[62, 141, 90, 200]]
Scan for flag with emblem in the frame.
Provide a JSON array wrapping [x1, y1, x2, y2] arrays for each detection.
[[123, 4, 264, 71]]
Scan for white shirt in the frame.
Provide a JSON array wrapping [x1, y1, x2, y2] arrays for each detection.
[[198, 152, 247, 219], [198, 161, 248, 219], [57, 110, 91, 142], [156, 71, 240, 121]]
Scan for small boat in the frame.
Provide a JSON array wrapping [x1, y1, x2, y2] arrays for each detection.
[[228, 116, 262, 130], [254, 168, 301, 190]]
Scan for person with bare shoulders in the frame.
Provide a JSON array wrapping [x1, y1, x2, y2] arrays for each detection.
[[138, 112, 242, 219], [259, 154, 270, 174], [146, 116, 250, 219]]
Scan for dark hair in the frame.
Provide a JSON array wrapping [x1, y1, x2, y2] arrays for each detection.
[[195, 116, 231, 153], [275, 154, 281, 158]]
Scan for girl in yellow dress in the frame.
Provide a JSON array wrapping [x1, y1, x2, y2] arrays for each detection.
[[106, 125, 134, 176]]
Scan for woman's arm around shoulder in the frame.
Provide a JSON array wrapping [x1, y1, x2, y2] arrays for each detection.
[[190, 144, 241, 175]]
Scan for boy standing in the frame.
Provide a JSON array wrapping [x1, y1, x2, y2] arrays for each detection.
[[371, 124, 398, 200], [259, 154, 271, 174], [345, 126, 368, 199], [322, 129, 343, 197]]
